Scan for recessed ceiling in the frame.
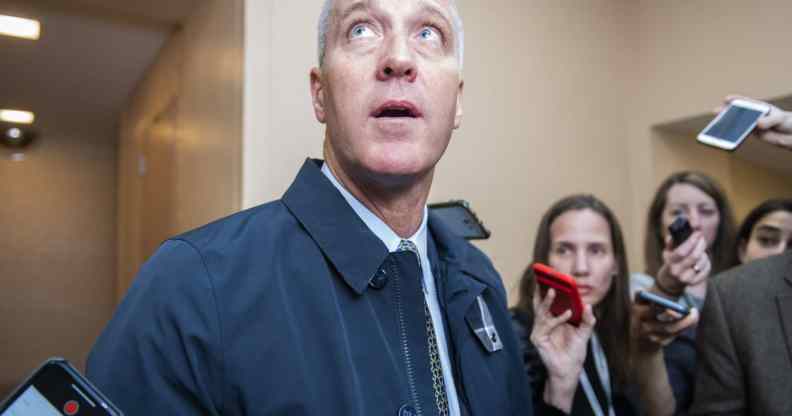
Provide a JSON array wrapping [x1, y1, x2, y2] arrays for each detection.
[[0, 0, 201, 136]]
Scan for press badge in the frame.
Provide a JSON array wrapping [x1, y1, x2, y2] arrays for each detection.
[[467, 295, 503, 353]]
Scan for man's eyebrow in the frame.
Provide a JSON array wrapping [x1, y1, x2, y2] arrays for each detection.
[[415, 3, 453, 30], [337, 1, 369, 24]]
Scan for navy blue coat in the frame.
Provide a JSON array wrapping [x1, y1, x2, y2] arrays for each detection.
[[87, 159, 532, 415]]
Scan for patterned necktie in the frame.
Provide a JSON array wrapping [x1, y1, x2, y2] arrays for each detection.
[[397, 240, 449, 416]]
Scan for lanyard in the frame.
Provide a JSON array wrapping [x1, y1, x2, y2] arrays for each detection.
[[579, 334, 615, 416]]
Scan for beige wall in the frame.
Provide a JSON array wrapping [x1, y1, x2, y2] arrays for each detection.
[[625, 0, 792, 274], [0, 122, 116, 395], [242, 1, 324, 207], [117, 0, 244, 297]]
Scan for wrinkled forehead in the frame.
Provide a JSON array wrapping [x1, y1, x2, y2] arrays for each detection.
[[329, 0, 455, 28]]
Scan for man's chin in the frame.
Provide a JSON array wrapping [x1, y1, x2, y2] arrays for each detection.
[[356, 157, 433, 186]]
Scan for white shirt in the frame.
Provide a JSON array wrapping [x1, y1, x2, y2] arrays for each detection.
[[322, 163, 461, 416]]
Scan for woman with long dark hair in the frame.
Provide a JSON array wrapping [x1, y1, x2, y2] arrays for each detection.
[[512, 195, 696, 415], [731, 198, 792, 265]]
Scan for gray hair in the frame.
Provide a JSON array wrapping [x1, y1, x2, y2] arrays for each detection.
[[317, 0, 464, 70]]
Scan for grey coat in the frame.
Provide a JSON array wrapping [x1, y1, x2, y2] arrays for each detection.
[[691, 251, 792, 416]]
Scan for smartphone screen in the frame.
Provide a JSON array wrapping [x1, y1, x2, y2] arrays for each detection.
[[1, 385, 63, 416], [1, 359, 122, 416], [701, 105, 764, 144]]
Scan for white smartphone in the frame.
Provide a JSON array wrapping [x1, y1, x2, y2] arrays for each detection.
[[697, 98, 770, 151]]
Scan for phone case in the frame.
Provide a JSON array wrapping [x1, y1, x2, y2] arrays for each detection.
[[668, 216, 693, 248], [428, 200, 491, 240], [635, 290, 690, 316], [532, 263, 583, 326]]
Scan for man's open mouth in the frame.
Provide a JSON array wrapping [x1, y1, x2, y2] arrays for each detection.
[[372, 101, 421, 118]]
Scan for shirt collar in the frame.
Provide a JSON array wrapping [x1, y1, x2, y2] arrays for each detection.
[[321, 162, 428, 260]]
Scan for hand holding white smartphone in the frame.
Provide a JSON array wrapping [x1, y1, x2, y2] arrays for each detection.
[[697, 98, 770, 151]]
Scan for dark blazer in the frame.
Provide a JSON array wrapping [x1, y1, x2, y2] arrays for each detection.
[[691, 251, 792, 415], [87, 159, 532, 416]]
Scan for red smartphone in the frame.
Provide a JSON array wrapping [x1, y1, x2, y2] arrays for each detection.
[[532, 263, 584, 326]]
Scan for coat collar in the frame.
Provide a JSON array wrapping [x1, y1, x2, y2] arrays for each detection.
[[281, 158, 498, 296], [282, 159, 389, 295]]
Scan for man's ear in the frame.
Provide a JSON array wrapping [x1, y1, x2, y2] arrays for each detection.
[[310, 67, 327, 123], [453, 79, 464, 129]]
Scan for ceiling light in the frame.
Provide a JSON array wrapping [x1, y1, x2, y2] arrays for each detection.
[[0, 109, 35, 124], [0, 15, 40, 40], [2, 125, 37, 148]]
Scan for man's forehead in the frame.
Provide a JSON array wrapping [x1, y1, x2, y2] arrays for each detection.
[[331, 0, 454, 21]]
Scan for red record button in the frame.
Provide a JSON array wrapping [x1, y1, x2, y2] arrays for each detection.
[[63, 400, 79, 415]]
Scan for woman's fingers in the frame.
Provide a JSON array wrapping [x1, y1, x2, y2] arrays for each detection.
[[580, 304, 596, 331], [641, 307, 699, 343], [664, 233, 710, 285], [665, 231, 701, 263]]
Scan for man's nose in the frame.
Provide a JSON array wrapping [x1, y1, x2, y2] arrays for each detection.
[[376, 34, 417, 82]]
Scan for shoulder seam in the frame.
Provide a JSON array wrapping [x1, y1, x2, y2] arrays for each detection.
[[169, 238, 227, 414]]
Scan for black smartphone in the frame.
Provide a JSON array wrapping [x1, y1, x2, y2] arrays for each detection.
[[0, 358, 123, 416], [428, 200, 491, 240], [635, 290, 690, 316], [668, 216, 693, 249]]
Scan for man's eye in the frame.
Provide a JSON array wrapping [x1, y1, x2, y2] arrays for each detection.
[[418, 27, 440, 42], [349, 24, 375, 39]]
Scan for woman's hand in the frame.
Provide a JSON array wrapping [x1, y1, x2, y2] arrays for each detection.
[[655, 232, 711, 297], [530, 288, 596, 413], [631, 298, 699, 354], [630, 299, 698, 416]]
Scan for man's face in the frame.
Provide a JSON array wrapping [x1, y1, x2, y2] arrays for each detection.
[[311, 0, 463, 185]]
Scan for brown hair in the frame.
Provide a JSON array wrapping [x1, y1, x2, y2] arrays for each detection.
[[644, 171, 736, 276], [515, 194, 632, 385]]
